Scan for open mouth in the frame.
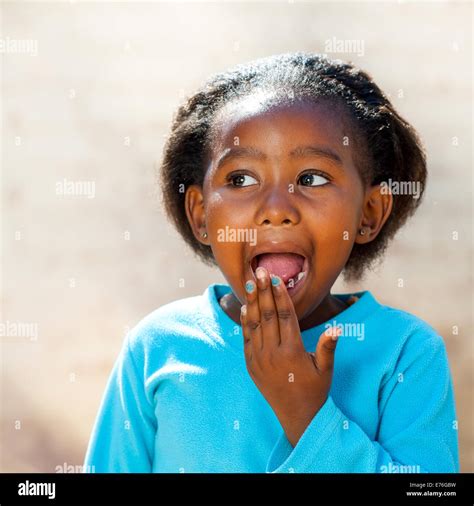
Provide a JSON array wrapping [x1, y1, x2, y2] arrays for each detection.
[[250, 252, 309, 292]]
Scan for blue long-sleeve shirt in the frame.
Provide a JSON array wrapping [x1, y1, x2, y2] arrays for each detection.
[[83, 283, 459, 473]]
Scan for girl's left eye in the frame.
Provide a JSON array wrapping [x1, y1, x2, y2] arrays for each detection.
[[298, 172, 330, 187]]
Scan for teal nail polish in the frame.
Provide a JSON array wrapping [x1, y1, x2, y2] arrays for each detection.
[[245, 281, 254, 293], [271, 276, 280, 286]]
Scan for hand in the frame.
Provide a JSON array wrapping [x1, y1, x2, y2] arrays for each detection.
[[240, 266, 342, 447]]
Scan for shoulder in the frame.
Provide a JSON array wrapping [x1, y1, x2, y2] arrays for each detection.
[[345, 290, 445, 349], [369, 298, 450, 379], [376, 302, 445, 347], [124, 292, 206, 362]]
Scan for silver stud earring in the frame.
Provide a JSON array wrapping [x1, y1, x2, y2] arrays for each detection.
[[359, 228, 366, 236], [201, 232, 208, 239]]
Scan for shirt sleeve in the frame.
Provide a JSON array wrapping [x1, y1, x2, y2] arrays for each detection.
[[83, 333, 157, 472], [266, 331, 459, 473]]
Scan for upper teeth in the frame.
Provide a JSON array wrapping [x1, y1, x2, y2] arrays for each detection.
[[286, 271, 306, 287]]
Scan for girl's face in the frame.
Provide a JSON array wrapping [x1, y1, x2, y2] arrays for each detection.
[[186, 96, 391, 329]]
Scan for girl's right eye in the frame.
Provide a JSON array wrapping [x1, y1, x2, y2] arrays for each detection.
[[226, 172, 258, 188]]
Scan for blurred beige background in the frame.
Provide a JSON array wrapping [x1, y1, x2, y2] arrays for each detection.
[[0, 1, 472, 472]]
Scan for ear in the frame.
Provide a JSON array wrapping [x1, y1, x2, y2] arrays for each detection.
[[184, 184, 209, 245], [355, 184, 393, 244]]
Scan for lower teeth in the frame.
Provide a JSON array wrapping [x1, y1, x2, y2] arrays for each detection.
[[286, 271, 306, 288]]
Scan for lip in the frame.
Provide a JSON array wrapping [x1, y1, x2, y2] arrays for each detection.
[[248, 241, 311, 297]]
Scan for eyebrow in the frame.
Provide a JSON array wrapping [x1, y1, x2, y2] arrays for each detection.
[[215, 144, 343, 170]]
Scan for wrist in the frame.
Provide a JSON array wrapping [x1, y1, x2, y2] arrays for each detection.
[[276, 397, 325, 447]]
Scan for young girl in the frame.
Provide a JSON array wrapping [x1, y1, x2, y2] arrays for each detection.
[[84, 52, 459, 473]]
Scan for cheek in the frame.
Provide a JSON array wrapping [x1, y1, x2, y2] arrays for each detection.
[[204, 191, 250, 270], [304, 192, 361, 274], [205, 190, 253, 233], [308, 192, 360, 240]]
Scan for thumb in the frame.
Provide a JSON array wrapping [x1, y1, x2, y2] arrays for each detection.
[[314, 326, 342, 374]]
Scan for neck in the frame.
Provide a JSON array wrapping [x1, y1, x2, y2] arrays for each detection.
[[219, 290, 348, 330], [298, 294, 348, 331]]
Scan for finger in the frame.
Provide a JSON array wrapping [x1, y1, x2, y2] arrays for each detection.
[[240, 304, 252, 364], [255, 267, 281, 348], [314, 326, 342, 375], [270, 274, 303, 350], [244, 278, 263, 352]]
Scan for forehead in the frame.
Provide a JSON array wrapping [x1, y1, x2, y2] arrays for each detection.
[[209, 94, 352, 159]]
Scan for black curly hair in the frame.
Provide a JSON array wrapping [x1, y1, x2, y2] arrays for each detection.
[[159, 52, 427, 281]]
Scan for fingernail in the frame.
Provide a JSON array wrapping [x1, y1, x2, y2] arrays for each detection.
[[241, 304, 247, 315], [256, 267, 266, 280], [332, 327, 342, 341], [271, 275, 280, 286], [245, 281, 254, 293]]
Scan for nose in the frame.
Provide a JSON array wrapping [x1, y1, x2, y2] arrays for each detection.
[[255, 184, 301, 226]]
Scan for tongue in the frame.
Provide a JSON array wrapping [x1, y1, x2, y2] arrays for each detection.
[[257, 253, 305, 284]]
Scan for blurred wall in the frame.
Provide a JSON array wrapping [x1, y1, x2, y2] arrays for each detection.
[[1, 1, 472, 472]]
